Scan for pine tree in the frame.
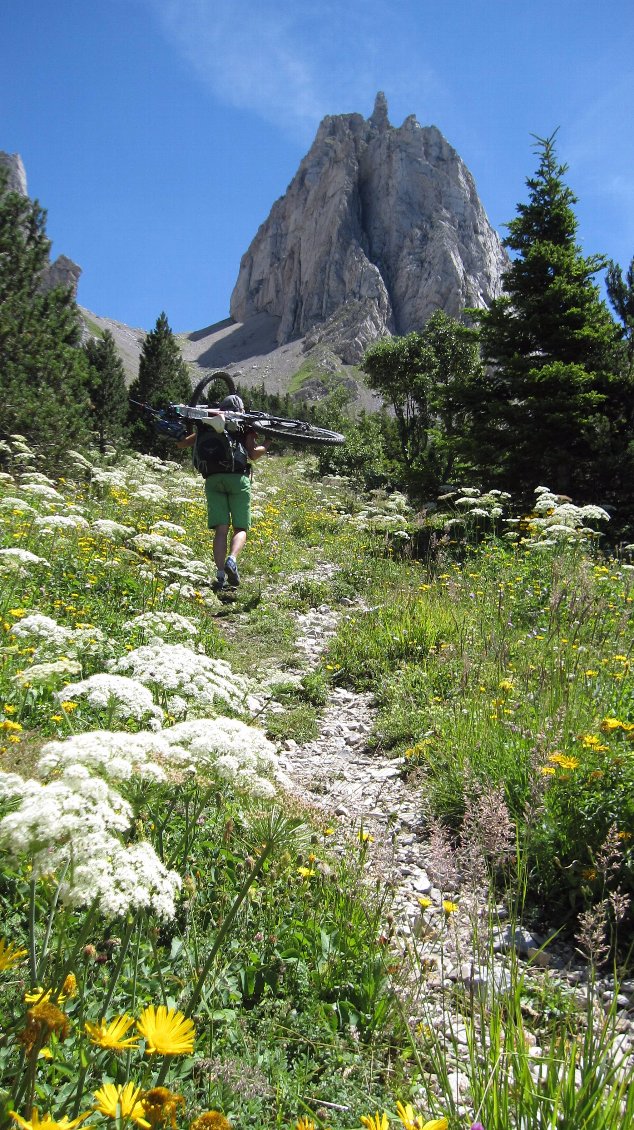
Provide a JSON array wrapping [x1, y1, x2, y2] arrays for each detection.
[[128, 312, 192, 455], [471, 133, 622, 497], [0, 167, 90, 459], [84, 330, 129, 453], [606, 256, 634, 368]]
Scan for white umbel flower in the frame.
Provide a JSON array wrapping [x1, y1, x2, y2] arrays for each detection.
[[163, 717, 290, 797], [0, 770, 180, 919], [38, 729, 178, 782], [34, 513, 90, 532], [108, 644, 252, 712], [0, 547, 51, 568], [57, 674, 164, 726], [122, 611, 199, 642], [91, 519, 136, 540], [131, 533, 193, 560]]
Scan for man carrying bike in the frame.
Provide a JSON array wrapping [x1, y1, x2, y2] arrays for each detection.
[[177, 394, 271, 592]]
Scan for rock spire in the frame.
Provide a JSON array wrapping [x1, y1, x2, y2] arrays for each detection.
[[230, 95, 507, 360]]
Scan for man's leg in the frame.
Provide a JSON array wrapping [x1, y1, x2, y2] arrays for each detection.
[[224, 475, 251, 587], [213, 524, 229, 570], [225, 528, 247, 587], [229, 529, 247, 558]]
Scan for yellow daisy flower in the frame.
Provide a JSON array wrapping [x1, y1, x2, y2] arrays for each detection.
[[442, 900, 459, 915], [0, 937, 28, 972], [93, 1083, 150, 1129], [136, 1004, 195, 1055], [141, 1088, 184, 1129], [62, 974, 78, 998], [360, 1113, 389, 1130], [190, 1115, 232, 1130], [20, 999, 70, 1047], [10, 1110, 91, 1130], [25, 987, 69, 1006], [85, 1014, 140, 1050], [396, 1102, 448, 1130]]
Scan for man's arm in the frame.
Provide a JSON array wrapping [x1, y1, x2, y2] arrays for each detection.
[[176, 433, 196, 449], [245, 430, 271, 462]]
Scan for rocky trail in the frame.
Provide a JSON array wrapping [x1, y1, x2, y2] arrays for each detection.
[[257, 570, 634, 1085]]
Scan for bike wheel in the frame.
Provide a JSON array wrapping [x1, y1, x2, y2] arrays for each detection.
[[248, 416, 345, 446], [189, 371, 236, 407]]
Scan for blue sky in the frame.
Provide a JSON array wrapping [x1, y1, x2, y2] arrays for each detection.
[[2, 0, 633, 333]]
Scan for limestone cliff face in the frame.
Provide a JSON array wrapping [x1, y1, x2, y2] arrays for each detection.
[[230, 94, 507, 359], [0, 150, 82, 296]]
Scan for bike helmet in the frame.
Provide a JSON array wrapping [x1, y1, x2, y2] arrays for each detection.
[[219, 395, 244, 412]]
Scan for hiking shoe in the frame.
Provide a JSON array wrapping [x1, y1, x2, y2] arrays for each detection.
[[224, 556, 240, 587], [212, 573, 226, 593]]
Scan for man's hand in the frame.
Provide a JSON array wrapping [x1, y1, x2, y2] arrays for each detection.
[[153, 417, 188, 441]]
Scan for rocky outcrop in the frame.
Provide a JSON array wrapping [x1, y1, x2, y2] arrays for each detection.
[[0, 151, 27, 195], [0, 150, 82, 296], [230, 94, 508, 349]]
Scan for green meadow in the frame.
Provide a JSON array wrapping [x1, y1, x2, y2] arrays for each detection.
[[0, 437, 633, 1130]]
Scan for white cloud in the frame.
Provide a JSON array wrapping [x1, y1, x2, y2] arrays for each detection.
[[142, 0, 440, 141]]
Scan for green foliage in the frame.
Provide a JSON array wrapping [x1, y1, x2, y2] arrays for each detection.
[[128, 312, 193, 456], [316, 410, 398, 490], [84, 330, 129, 452], [362, 311, 483, 497], [606, 254, 634, 367], [0, 167, 91, 462], [470, 133, 627, 500]]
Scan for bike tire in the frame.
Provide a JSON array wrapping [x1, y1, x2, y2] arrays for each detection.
[[189, 370, 236, 407], [247, 416, 345, 447]]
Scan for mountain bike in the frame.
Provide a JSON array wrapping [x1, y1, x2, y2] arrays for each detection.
[[133, 371, 346, 447]]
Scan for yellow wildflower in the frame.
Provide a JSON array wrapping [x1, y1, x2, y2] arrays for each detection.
[[0, 937, 28, 972], [189, 1114, 232, 1130], [396, 1102, 448, 1130], [85, 1014, 139, 1050], [548, 754, 579, 769], [93, 1083, 149, 1129], [10, 1110, 91, 1130], [360, 1114, 389, 1130], [136, 1004, 195, 1055], [141, 1089, 184, 1129], [442, 900, 459, 915]]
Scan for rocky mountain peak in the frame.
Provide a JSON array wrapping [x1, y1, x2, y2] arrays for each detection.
[[230, 95, 508, 361]]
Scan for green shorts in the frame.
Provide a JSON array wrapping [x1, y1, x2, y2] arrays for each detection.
[[205, 473, 252, 531]]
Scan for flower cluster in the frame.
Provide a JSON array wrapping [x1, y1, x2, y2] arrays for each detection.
[[0, 770, 180, 919], [90, 518, 136, 541], [506, 486, 611, 547], [108, 644, 252, 713], [56, 674, 164, 727], [38, 729, 174, 782], [162, 717, 290, 797], [122, 611, 199, 643]]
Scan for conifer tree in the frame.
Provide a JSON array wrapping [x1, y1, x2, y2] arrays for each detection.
[[128, 312, 192, 455], [0, 167, 90, 459], [606, 255, 634, 368], [84, 330, 129, 453], [470, 133, 622, 497]]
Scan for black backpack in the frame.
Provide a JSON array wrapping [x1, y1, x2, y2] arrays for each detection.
[[192, 422, 250, 478]]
